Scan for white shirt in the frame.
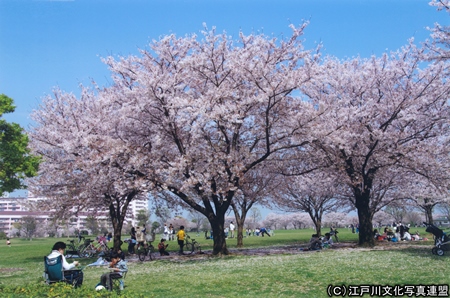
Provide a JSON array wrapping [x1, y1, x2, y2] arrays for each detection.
[[230, 223, 235, 231], [47, 250, 76, 270]]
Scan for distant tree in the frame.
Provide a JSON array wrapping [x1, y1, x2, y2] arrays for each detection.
[[289, 213, 313, 229], [248, 208, 262, 229], [188, 210, 206, 233], [0, 231, 7, 240], [14, 215, 38, 240], [0, 94, 40, 195], [384, 204, 408, 224], [154, 207, 172, 228], [438, 203, 450, 221], [151, 221, 160, 233], [85, 216, 100, 235], [372, 210, 395, 228], [276, 171, 343, 236], [404, 211, 424, 227], [323, 212, 349, 229], [136, 209, 151, 227], [231, 168, 280, 247], [262, 213, 281, 230]]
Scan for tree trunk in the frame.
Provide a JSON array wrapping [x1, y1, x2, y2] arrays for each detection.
[[209, 216, 229, 255], [107, 191, 136, 251], [231, 202, 250, 248], [355, 192, 375, 247], [315, 220, 322, 237], [424, 205, 434, 224]]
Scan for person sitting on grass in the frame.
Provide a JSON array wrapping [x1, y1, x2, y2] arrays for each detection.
[[99, 251, 128, 291], [322, 233, 334, 247], [308, 234, 322, 250], [158, 238, 170, 256]]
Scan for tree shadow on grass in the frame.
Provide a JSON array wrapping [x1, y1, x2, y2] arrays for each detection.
[[396, 245, 448, 259]]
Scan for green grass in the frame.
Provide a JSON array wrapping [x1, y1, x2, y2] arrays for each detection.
[[1, 228, 449, 297]]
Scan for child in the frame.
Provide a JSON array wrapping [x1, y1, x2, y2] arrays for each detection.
[[176, 225, 186, 255], [100, 251, 128, 291], [6, 238, 11, 247], [158, 238, 170, 256]]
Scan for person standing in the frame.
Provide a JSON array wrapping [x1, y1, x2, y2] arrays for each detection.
[[164, 224, 169, 240], [128, 227, 136, 254], [176, 225, 186, 255], [6, 238, 11, 247], [168, 224, 175, 241], [229, 222, 235, 238]]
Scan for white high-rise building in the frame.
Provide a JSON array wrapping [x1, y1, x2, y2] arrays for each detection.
[[0, 192, 149, 236]]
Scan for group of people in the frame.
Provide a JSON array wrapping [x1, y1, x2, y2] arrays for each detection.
[[125, 225, 148, 254], [245, 227, 272, 237], [374, 222, 423, 242], [301, 227, 339, 251], [163, 223, 175, 241], [125, 224, 187, 256], [47, 241, 127, 291]]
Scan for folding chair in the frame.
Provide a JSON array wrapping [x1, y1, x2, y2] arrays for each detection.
[[44, 255, 83, 287], [111, 271, 127, 291]]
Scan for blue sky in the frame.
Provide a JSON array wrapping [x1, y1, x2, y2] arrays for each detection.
[[0, 0, 449, 128], [1, 0, 448, 128], [0, 0, 448, 204]]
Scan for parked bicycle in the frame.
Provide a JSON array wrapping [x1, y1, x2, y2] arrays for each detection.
[[137, 241, 156, 261], [185, 234, 201, 255], [79, 238, 110, 258], [65, 237, 85, 258]]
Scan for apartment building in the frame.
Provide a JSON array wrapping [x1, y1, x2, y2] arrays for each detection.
[[0, 193, 149, 237]]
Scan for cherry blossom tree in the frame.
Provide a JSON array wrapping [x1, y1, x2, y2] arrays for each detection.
[[230, 166, 281, 247], [275, 171, 344, 236], [288, 212, 313, 229], [28, 88, 148, 250], [426, 1, 450, 61], [302, 43, 450, 246], [102, 24, 321, 255]]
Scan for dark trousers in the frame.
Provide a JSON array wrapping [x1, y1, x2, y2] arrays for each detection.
[[100, 272, 122, 290], [159, 249, 170, 256], [64, 270, 83, 287], [128, 242, 136, 254], [178, 239, 184, 254]]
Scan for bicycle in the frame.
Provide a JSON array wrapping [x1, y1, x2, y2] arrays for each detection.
[[184, 234, 201, 254], [65, 238, 85, 258], [137, 241, 156, 261], [79, 238, 110, 258]]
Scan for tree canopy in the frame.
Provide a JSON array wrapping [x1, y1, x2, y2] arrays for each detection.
[[28, 11, 450, 252], [0, 94, 39, 195]]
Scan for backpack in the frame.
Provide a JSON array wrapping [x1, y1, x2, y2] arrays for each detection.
[[136, 230, 145, 242]]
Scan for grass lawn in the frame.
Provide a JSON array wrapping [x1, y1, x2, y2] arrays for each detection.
[[1, 228, 449, 297]]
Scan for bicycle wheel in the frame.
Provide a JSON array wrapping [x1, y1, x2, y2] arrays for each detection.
[[138, 248, 148, 261], [193, 242, 201, 253], [185, 243, 194, 254]]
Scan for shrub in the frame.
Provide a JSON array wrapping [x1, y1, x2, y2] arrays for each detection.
[[0, 282, 147, 297]]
